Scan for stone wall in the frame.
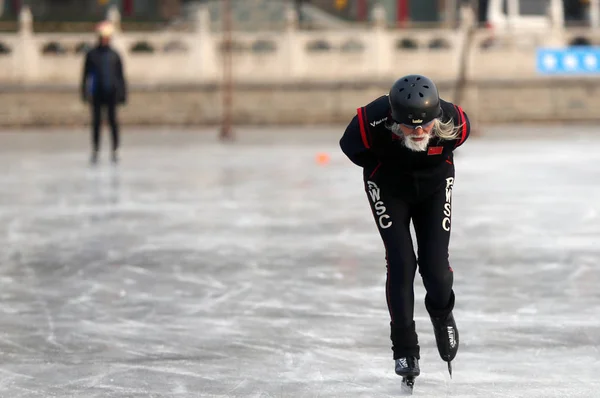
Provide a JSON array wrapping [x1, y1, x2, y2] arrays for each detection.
[[5, 4, 600, 86], [1, 78, 598, 127]]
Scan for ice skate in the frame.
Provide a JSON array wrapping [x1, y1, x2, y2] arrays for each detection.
[[90, 151, 98, 165], [395, 357, 419, 394], [111, 150, 119, 164], [430, 311, 459, 376], [426, 293, 459, 377]]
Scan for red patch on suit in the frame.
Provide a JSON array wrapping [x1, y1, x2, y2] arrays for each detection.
[[427, 146, 443, 155]]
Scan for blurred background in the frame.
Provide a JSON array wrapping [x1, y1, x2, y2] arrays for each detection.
[[0, 0, 599, 132], [1, 2, 600, 397]]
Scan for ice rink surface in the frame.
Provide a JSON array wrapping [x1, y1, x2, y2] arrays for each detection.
[[1, 125, 599, 398]]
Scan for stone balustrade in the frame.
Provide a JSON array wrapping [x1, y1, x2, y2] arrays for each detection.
[[2, 4, 600, 86]]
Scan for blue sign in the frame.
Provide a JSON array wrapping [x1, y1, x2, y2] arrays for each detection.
[[537, 47, 600, 75]]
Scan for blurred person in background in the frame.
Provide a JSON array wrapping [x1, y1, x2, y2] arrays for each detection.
[[81, 21, 128, 165], [339, 74, 470, 390]]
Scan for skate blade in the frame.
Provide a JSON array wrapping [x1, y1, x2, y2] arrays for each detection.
[[448, 361, 453, 378], [401, 376, 415, 395]]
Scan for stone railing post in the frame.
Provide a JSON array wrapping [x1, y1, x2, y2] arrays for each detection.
[[107, 5, 121, 33], [455, 4, 476, 77], [17, 5, 39, 83], [371, 4, 391, 79], [285, 5, 302, 80], [591, 0, 600, 29], [106, 6, 126, 56], [192, 5, 217, 83], [546, 0, 565, 46]]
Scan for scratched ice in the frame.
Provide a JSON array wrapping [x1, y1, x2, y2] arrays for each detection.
[[0, 126, 599, 397]]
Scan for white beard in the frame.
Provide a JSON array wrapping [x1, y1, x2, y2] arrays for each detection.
[[388, 122, 433, 152], [402, 134, 432, 152]]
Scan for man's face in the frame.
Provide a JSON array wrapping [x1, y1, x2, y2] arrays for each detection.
[[99, 35, 111, 46], [397, 120, 435, 152]]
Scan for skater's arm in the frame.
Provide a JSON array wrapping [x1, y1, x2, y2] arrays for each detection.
[[80, 52, 91, 101], [340, 114, 377, 168], [116, 52, 127, 104], [452, 105, 470, 148]]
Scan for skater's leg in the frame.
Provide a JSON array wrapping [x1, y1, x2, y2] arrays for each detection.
[[364, 176, 419, 360], [411, 177, 454, 311], [412, 168, 459, 366], [90, 100, 103, 163], [107, 99, 119, 162]]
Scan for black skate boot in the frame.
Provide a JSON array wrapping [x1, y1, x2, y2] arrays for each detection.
[[426, 292, 459, 377], [395, 356, 419, 393], [391, 322, 420, 393], [395, 356, 420, 377]]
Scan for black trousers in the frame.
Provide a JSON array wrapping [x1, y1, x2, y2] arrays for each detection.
[[91, 98, 119, 153], [364, 167, 455, 359]]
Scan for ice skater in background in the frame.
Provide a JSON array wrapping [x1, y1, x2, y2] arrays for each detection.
[[339, 74, 470, 392], [81, 21, 128, 165]]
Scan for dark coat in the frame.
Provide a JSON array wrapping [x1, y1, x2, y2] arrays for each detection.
[[81, 45, 127, 104]]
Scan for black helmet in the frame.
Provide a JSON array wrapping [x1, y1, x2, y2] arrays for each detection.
[[388, 74, 441, 126]]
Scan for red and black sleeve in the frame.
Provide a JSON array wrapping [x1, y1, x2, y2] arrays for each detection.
[[452, 104, 470, 148], [340, 107, 376, 168]]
